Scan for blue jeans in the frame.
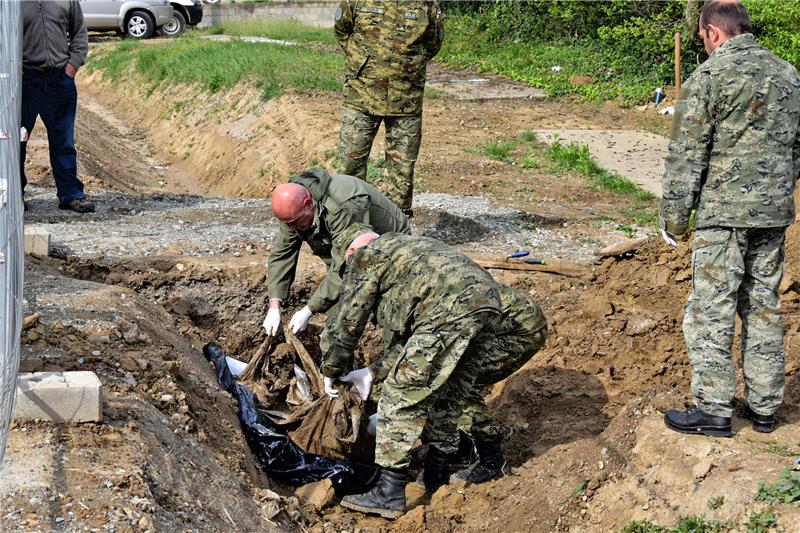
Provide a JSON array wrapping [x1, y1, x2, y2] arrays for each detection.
[[20, 68, 86, 204]]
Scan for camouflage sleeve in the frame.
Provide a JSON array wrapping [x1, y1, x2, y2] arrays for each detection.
[[369, 342, 403, 382], [334, 1, 355, 51], [319, 260, 380, 378], [266, 224, 304, 302], [424, 2, 444, 60], [659, 73, 715, 235]]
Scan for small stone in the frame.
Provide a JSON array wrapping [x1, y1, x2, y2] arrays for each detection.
[[91, 351, 101, 356], [294, 479, 335, 509], [136, 359, 148, 371], [598, 461, 605, 470], [160, 394, 175, 403], [692, 459, 713, 479]]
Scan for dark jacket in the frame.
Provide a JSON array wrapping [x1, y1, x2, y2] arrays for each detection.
[[21, 0, 88, 72]]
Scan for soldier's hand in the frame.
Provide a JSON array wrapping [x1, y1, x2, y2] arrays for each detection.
[[290, 305, 313, 334], [263, 308, 281, 336], [323, 377, 339, 399], [339, 367, 374, 401]]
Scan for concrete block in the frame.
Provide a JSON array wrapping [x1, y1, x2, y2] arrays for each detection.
[[24, 226, 50, 256], [13, 371, 102, 423]]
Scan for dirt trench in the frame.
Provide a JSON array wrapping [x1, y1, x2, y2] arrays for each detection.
[[7, 49, 800, 532]]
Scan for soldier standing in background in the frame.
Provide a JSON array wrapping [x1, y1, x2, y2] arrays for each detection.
[[334, 1, 444, 217], [660, 0, 800, 437]]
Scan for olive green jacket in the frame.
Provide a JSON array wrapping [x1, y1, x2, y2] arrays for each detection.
[[267, 168, 410, 313], [335, 0, 444, 116]]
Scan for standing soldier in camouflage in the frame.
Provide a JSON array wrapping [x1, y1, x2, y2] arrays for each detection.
[[334, 1, 444, 216], [319, 224, 502, 518], [263, 168, 409, 337], [660, 0, 800, 437]]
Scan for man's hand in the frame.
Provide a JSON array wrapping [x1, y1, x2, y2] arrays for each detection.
[[65, 64, 77, 78], [290, 306, 313, 334], [661, 229, 677, 247], [263, 308, 281, 336], [323, 377, 339, 399], [339, 367, 374, 401]]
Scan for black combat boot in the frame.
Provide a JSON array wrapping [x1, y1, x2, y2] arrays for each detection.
[[453, 437, 505, 484], [664, 406, 732, 437], [422, 446, 450, 493], [340, 468, 407, 519], [743, 403, 775, 433]]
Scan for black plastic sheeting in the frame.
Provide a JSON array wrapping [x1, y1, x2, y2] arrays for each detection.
[[203, 343, 380, 493]]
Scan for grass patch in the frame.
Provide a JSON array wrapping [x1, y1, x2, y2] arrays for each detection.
[[482, 140, 517, 163], [763, 443, 795, 457], [365, 156, 386, 185], [622, 519, 664, 533], [757, 468, 800, 506], [745, 509, 777, 533], [545, 138, 655, 202], [207, 19, 336, 45], [520, 129, 537, 142], [86, 34, 342, 100], [438, 14, 657, 102]]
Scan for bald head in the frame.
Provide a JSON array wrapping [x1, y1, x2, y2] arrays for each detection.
[[271, 183, 315, 230], [345, 231, 379, 261]]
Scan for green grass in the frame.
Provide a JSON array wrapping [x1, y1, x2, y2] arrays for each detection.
[[745, 509, 777, 533], [366, 156, 386, 185], [207, 19, 336, 45], [520, 129, 537, 142], [438, 14, 656, 102], [86, 34, 342, 100], [757, 468, 800, 506], [763, 443, 795, 457], [622, 519, 664, 533], [545, 138, 655, 202], [482, 140, 517, 163]]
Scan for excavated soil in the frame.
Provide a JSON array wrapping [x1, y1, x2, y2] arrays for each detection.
[[4, 42, 800, 533]]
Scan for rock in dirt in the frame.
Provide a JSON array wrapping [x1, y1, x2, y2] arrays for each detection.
[[692, 459, 713, 480], [293, 479, 335, 509], [596, 238, 649, 258], [585, 297, 614, 320]]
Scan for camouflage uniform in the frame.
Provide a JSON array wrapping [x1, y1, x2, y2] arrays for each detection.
[[660, 34, 800, 418], [370, 284, 548, 442], [320, 232, 501, 469], [267, 168, 409, 314], [334, 0, 444, 211]]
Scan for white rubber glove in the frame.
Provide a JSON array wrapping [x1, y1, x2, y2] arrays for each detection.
[[290, 305, 313, 334], [323, 377, 339, 399], [339, 367, 374, 402], [367, 413, 377, 436], [661, 229, 677, 247], [263, 307, 281, 336]]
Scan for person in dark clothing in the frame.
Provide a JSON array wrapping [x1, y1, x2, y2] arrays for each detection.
[[20, 0, 95, 213]]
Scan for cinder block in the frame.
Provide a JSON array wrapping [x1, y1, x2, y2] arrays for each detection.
[[13, 371, 102, 423], [24, 227, 50, 256]]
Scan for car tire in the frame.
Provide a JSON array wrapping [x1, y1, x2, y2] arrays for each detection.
[[158, 10, 186, 38], [125, 10, 155, 40]]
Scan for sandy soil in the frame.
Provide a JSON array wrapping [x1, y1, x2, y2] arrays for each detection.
[[4, 47, 800, 533]]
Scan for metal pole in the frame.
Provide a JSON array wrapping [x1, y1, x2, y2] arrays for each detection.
[[0, 0, 25, 466]]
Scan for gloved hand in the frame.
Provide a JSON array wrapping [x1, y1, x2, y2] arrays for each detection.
[[290, 306, 313, 334], [323, 377, 339, 399], [262, 308, 281, 336], [339, 367, 374, 401], [661, 229, 677, 247], [366, 413, 377, 436]]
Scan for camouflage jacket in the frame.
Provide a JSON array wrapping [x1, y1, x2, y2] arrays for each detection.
[[267, 168, 409, 313], [369, 283, 547, 381], [319, 234, 501, 378], [660, 34, 800, 234], [334, 0, 444, 116]]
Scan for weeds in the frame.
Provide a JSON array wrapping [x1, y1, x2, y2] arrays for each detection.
[[366, 156, 386, 185], [707, 496, 725, 510], [570, 480, 588, 499], [520, 129, 537, 142], [616, 224, 636, 239], [622, 519, 664, 533], [763, 443, 795, 457], [745, 509, 777, 533], [521, 156, 539, 169], [482, 140, 517, 163], [672, 516, 734, 532], [757, 468, 800, 506]]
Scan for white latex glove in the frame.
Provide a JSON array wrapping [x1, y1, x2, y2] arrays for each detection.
[[367, 413, 377, 436], [290, 305, 313, 334], [323, 377, 339, 399], [263, 308, 281, 336], [661, 229, 677, 247], [339, 367, 374, 402]]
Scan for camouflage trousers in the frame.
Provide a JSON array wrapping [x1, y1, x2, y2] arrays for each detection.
[[684, 226, 786, 418], [458, 298, 548, 442], [338, 106, 422, 211], [376, 309, 500, 469]]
